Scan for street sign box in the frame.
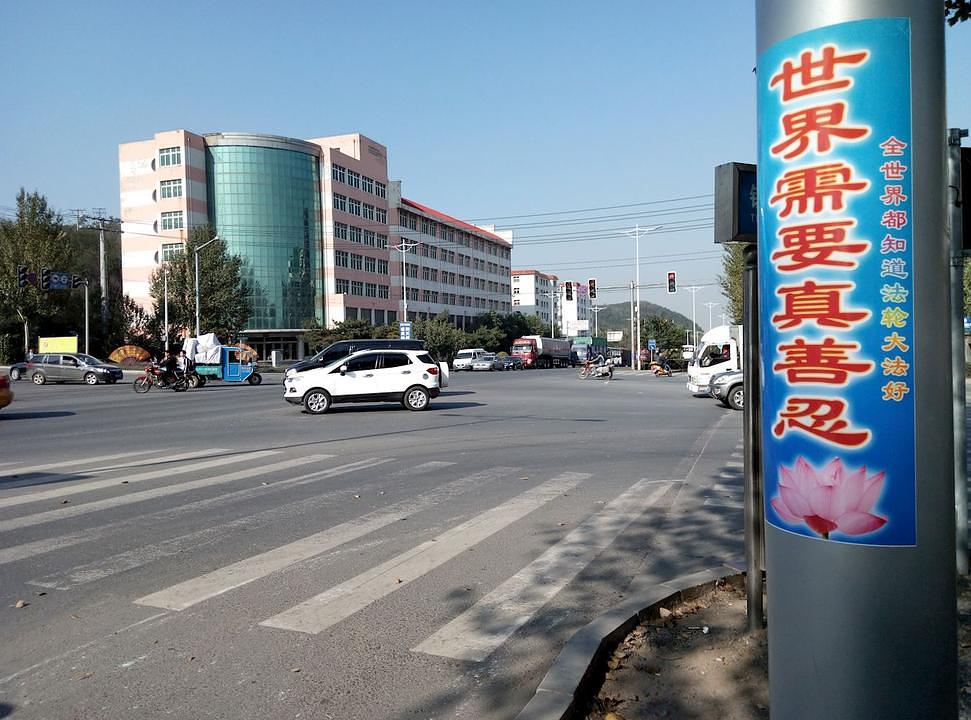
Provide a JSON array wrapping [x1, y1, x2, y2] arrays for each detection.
[[714, 161, 758, 244], [398, 321, 413, 340]]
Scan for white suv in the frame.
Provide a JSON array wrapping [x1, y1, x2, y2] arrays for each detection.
[[283, 349, 442, 414]]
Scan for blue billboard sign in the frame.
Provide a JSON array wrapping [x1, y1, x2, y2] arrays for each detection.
[[758, 18, 916, 546], [398, 321, 413, 340]]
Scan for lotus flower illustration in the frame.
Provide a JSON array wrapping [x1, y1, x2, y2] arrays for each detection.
[[770, 457, 886, 539]]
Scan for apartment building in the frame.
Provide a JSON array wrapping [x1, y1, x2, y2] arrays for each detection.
[[511, 270, 558, 327], [119, 129, 513, 358], [557, 280, 591, 337]]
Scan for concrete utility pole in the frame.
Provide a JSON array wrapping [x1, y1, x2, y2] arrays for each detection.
[[629, 280, 635, 367], [684, 286, 702, 344], [703, 301, 719, 330], [392, 241, 419, 321], [757, 3, 955, 718], [93, 209, 108, 339]]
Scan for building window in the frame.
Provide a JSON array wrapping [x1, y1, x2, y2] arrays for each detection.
[[332, 164, 346, 183], [362, 203, 376, 221], [159, 146, 181, 167], [361, 176, 374, 194], [350, 280, 364, 296], [350, 254, 363, 270], [376, 233, 388, 249], [346, 170, 361, 189], [334, 194, 347, 212], [335, 251, 349, 268], [161, 242, 183, 261], [406, 263, 419, 279], [513, 298, 520, 306], [513, 287, 520, 295], [161, 211, 183, 230], [336, 279, 350, 294], [377, 259, 388, 274], [334, 221, 348, 240], [375, 181, 387, 199], [160, 179, 183, 198], [348, 197, 361, 216], [365, 256, 376, 273], [365, 283, 378, 298], [378, 285, 389, 299], [363, 229, 376, 247], [349, 225, 361, 243]]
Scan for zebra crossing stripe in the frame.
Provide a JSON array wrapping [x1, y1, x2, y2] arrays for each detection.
[[704, 498, 745, 509], [412, 479, 675, 662], [0, 450, 159, 480], [135, 466, 517, 610], [259, 472, 590, 635], [0, 449, 268, 510], [0, 453, 323, 533]]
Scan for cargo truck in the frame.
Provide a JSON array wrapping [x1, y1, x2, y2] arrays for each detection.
[[510, 335, 574, 368], [685, 325, 743, 395]]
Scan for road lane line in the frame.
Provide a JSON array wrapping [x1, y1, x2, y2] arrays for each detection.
[[0, 450, 158, 480], [134, 466, 517, 609], [412, 480, 674, 661], [704, 498, 745, 509], [725, 461, 744, 468], [0, 453, 323, 533], [713, 483, 741, 493], [260, 472, 589, 635], [0, 450, 269, 510]]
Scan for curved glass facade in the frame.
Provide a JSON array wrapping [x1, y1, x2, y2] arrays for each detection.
[[206, 143, 322, 330]]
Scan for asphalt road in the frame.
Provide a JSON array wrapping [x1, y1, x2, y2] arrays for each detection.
[[0, 367, 744, 720]]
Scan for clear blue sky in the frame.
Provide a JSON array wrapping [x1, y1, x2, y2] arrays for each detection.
[[1, 2, 969, 323]]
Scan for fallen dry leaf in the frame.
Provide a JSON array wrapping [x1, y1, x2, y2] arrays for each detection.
[[73, 671, 95, 680]]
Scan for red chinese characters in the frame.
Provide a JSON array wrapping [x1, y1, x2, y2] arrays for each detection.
[[772, 281, 869, 330], [772, 397, 870, 447], [769, 46, 869, 102], [769, 163, 869, 218], [771, 102, 869, 160], [774, 337, 873, 384], [771, 220, 868, 271]]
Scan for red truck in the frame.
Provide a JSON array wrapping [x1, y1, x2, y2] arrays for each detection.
[[510, 335, 574, 368]]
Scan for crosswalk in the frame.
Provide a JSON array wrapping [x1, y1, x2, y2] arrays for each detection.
[[1, 446, 682, 668], [704, 444, 746, 510]]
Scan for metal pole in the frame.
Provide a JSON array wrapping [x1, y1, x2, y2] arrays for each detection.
[[950, 127, 969, 574], [704, 301, 719, 330], [757, 3, 955, 718], [194, 250, 200, 338], [629, 280, 635, 367], [164, 269, 170, 353], [635, 226, 641, 371], [84, 282, 89, 355], [742, 244, 763, 631], [98, 220, 108, 339]]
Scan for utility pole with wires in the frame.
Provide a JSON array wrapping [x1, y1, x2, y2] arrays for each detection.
[[92, 208, 109, 339], [703, 301, 719, 330], [684, 285, 703, 345]]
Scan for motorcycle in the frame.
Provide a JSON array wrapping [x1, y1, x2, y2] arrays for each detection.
[[133, 362, 189, 393], [577, 358, 614, 380]]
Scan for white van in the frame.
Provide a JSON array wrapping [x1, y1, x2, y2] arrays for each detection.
[[453, 348, 487, 371], [686, 325, 743, 394]]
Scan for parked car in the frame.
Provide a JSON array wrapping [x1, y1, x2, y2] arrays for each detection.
[[452, 348, 487, 371], [26, 353, 124, 385], [0, 373, 12, 410], [500, 355, 524, 371], [7, 362, 27, 381], [283, 349, 442, 414], [709, 369, 744, 410], [471, 353, 503, 371]]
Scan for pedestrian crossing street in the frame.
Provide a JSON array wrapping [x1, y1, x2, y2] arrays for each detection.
[[0, 446, 700, 667]]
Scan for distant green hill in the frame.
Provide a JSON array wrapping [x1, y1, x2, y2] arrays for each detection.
[[594, 301, 699, 334]]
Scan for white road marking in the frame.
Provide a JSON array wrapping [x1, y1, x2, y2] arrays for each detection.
[[0, 454, 326, 533], [704, 498, 745, 509], [135, 467, 517, 610], [412, 480, 674, 661], [260, 472, 589, 635], [725, 461, 744, 468], [0, 450, 158, 480], [0, 449, 268, 510], [391, 460, 456, 477], [719, 471, 742, 479]]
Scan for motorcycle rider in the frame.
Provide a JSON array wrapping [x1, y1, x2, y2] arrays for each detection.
[[158, 350, 178, 386]]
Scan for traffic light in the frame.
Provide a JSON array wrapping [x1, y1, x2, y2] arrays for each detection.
[[40, 267, 51, 291], [564, 282, 573, 301], [587, 278, 597, 299], [17, 265, 28, 288], [72, 274, 84, 289], [666, 271, 677, 294]]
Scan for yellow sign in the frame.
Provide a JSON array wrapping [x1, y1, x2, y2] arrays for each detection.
[[39, 336, 79, 353]]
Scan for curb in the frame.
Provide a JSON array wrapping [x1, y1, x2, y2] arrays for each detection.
[[514, 567, 740, 720]]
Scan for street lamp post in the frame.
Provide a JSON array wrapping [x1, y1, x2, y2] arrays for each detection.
[[622, 224, 662, 371], [684, 285, 702, 345], [392, 240, 419, 322], [703, 301, 719, 330], [163, 267, 170, 352], [591, 306, 603, 337], [194, 235, 219, 338]]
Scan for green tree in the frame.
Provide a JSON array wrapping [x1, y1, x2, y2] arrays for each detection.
[[640, 314, 690, 355], [148, 225, 251, 341], [717, 244, 744, 325], [413, 312, 465, 360], [0, 189, 71, 353]]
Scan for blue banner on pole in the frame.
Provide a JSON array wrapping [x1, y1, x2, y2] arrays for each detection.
[[758, 18, 916, 546], [399, 321, 412, 340]]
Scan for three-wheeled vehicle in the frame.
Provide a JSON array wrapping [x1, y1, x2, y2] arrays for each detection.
[[189, 346, 262, 388]]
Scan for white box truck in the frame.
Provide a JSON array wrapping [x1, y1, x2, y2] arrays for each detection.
[[685, 324, 743, 395]]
